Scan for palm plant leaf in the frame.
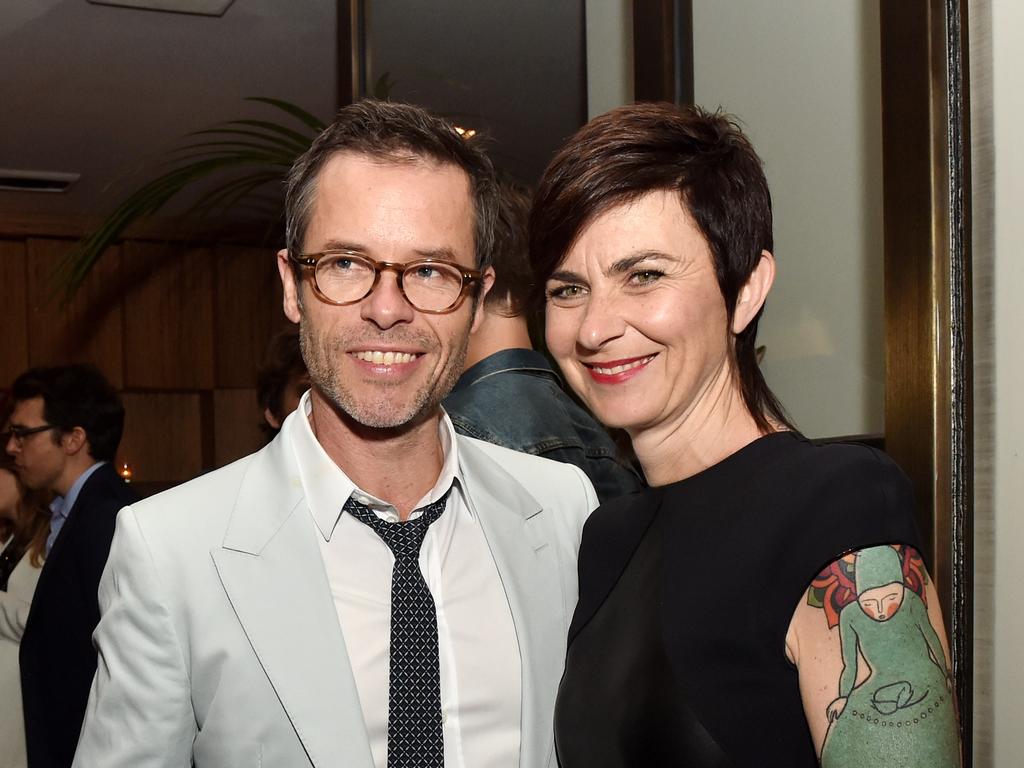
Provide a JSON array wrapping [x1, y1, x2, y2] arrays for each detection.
[[170, 139, 302, 163], [217, 119, 318, 150], [184, 171, 285, 219], [244, 97, 327, 132], [59, 96, 324, 301]]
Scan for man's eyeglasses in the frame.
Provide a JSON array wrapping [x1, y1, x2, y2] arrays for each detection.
[[3, 424, 58, 446], [290, 251, 483, 314]]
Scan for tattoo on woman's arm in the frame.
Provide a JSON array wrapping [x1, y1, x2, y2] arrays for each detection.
[[807, 545, 959, 768]]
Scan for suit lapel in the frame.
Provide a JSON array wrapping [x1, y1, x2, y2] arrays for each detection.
[[457, 440, 565, 768], [211, 437, 374, 768]]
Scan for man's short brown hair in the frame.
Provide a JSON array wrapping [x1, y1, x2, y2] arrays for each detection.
[[285, 100, 499, 274]]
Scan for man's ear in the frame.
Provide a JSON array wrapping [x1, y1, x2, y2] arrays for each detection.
[[471, 267, 496, 334], [277, 249, 303, 324], [61, 426, 88, 457], [731, 250, 776, 335], [263, 407, 282, 430]]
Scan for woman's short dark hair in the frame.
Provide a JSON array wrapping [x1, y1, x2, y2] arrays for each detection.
[[285, 99, 499, 273], [529, 101, 794, 434], [11, 364, 125, 462]]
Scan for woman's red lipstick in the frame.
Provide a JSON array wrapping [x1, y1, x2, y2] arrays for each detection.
[[583, 354, 656, 384]]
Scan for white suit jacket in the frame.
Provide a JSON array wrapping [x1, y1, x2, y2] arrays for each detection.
[[73, 418, 597, 768]]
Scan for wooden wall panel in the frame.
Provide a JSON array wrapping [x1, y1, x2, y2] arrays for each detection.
[[123, 242, 215, 389], [214, 245, 285, 388], [0, 241, 29, 388], [4, 233, 286, 487], [25, 239, 124, 387], [213, 387, 265, 468], [120, 392, 204, 484]]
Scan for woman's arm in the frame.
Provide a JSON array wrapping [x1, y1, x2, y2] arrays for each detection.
[[785, 544, 961, 765]]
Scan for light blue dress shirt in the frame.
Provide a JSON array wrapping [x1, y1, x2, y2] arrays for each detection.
[[46, 462, 106, 556]]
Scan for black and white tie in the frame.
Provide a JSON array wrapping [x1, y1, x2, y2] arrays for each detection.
[[344, 490, 451, 768]]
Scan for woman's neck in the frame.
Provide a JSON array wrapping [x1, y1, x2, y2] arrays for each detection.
[[631, 376, 771, 487]]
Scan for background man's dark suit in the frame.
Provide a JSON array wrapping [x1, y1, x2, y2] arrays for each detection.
[[20, 463, 135, 768]]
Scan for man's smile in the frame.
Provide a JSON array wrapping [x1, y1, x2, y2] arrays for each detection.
[[350, 350, 422, 365]]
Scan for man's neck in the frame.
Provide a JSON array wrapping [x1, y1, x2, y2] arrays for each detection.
[[463, 309, 533, 369], [53, 455, 100, 498], [308, 390, 445, 520]]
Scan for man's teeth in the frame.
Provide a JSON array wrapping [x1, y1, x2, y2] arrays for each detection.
[[352, 351, 419, 365], [593, 356, 654, 375]]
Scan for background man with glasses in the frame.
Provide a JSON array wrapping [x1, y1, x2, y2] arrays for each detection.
[[5, 363, 133, 768], [74, 100, 598, 768]]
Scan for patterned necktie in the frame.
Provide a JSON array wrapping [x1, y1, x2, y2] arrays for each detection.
[[344, 489, 451, 768]]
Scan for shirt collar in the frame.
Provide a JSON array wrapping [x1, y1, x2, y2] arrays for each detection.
[[447, 348, 559, 395], [50, 461, 106, 520], [286, 390, 467, 541]]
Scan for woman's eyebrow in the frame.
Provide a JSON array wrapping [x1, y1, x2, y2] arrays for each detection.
[[608, 251, 674, 275], [548, 269, 585, 283], [548, 252, 675, 283]]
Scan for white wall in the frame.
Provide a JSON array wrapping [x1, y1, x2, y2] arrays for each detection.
[[691, 0, 884, 439], [584, 0, 633, 119], [973, 0, 1024, 762]]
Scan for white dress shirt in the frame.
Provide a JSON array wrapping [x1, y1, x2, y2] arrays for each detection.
[[289, 393, 522, 768]]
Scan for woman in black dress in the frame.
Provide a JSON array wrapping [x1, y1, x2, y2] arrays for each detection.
[[529, 103, 961, 767]]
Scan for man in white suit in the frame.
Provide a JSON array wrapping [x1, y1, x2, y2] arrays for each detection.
[[73, 101, 598, 768]]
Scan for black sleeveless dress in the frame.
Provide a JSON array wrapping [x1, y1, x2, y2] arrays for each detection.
[[555, 432, 923, 767]]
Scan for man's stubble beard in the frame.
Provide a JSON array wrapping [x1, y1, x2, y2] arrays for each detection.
[[299, 318, 471, 430]]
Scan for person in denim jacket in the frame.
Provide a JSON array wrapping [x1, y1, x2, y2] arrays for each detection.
[[443, 179, 643, 503]]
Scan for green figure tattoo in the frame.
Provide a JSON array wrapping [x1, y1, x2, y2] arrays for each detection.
[[818, 545, 958, 768]]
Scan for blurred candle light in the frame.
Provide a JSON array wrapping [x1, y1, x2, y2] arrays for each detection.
[[120, 462, 133, 483], [453, 126, 476, 140]]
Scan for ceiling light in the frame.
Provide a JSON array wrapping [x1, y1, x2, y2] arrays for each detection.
[[0, 169, 80, 193]]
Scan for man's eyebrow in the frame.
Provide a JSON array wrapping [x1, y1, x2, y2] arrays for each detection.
[[318, 240, 365, 253], [412, 246, 460, 261], [608, 251, 674, 274], [315, 242, 463, 262]]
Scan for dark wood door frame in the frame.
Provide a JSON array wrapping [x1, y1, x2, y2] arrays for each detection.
[[633, 0, 694, 104], [337, 0, 366, 107], [880, 0, 972, 758]]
